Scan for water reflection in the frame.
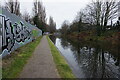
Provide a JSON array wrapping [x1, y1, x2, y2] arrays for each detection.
[[49, 35, 56, 44], [49, 36, 120, 79]]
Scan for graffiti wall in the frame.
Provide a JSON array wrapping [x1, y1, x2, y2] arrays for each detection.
[[0, 8, 42, 58]]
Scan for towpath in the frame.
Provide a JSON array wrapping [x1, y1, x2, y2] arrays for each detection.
[[19, 36, 59, 78]]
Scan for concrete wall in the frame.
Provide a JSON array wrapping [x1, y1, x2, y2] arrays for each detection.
[[0, 8, 42, 58]]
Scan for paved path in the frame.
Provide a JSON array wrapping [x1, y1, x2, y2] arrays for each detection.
[[19, 36, 59, 78]]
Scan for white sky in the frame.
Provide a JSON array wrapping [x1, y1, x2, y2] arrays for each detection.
[[1, 0, 119, 29], [21, 0, 91, 29]]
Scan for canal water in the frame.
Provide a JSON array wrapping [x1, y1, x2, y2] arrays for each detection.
[[49, 35, 120, 79]]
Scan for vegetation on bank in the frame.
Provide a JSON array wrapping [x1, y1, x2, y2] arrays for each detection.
[[47, 36, 75, 78], [59, 1, 120, 43], [2, 36, 42, 78], [66, 30, 120, 44]]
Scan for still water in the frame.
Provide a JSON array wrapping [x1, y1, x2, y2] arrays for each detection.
[[49, 35, 120, 79]]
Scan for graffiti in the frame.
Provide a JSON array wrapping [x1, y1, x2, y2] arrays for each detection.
[[0, 15, 32, 55], [0, 8, 42, 58], [13, 22, 31, 43], [2, 16, 15, 52]]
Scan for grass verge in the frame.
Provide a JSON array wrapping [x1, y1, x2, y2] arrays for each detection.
[[2, 36, 42, 78], [46, 36, 75, 78]]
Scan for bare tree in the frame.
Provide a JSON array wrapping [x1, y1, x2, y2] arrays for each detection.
[[49, 16, 56, 33], [76, 10, 86, 32], [60, 20, 70, 35], [85, 0, 117, 29], [5, 0, 21, 16], [86, 0, 102, 26], [38, 2, 46, 23], [33, 0, 38, 16], [82, 6, 95, 25], [22, 11, 30, 22], [32, 0, 47, 32], [33, 0, 46, 23], [103, 0, 118, 27]]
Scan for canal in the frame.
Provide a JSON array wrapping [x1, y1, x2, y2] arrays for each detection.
[[49, 35, 120, 79]]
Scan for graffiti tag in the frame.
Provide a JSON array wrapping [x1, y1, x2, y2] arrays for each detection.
[[0, 15, 32, 54]]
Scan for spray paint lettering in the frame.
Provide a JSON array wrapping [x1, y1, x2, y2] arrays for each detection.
[[0, 15, 32, 55], [0, 8, 42, 58], [14, 22, 31, 43]]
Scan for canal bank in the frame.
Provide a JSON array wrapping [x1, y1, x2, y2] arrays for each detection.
[[49, 35, 120, 79], [47, 36, 75, 78]]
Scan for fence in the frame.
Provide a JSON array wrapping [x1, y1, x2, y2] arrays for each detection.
[[0, 8, 42, 58]]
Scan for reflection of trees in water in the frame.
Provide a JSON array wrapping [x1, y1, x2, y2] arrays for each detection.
[[115, 43, 120, 66], [49, 35, 56, 44], [60, 37, 70, 49], [116, 43, 120, 79], [62, 37, 120, 78], [50, 35, 120, 78]]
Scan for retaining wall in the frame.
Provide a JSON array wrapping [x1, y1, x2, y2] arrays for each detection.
[[0, 8, 42, 58]]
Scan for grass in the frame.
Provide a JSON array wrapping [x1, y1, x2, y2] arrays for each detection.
[[2, 36, 42, 78], [46, 36, 75, 78]]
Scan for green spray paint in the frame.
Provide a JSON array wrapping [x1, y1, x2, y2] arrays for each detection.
[[0, 8, 2, 14], [32, 29, 39, 38]]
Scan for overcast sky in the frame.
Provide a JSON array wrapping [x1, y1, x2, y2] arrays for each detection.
[[21, 0, 91, 29], [1, 0, 119, 29]]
